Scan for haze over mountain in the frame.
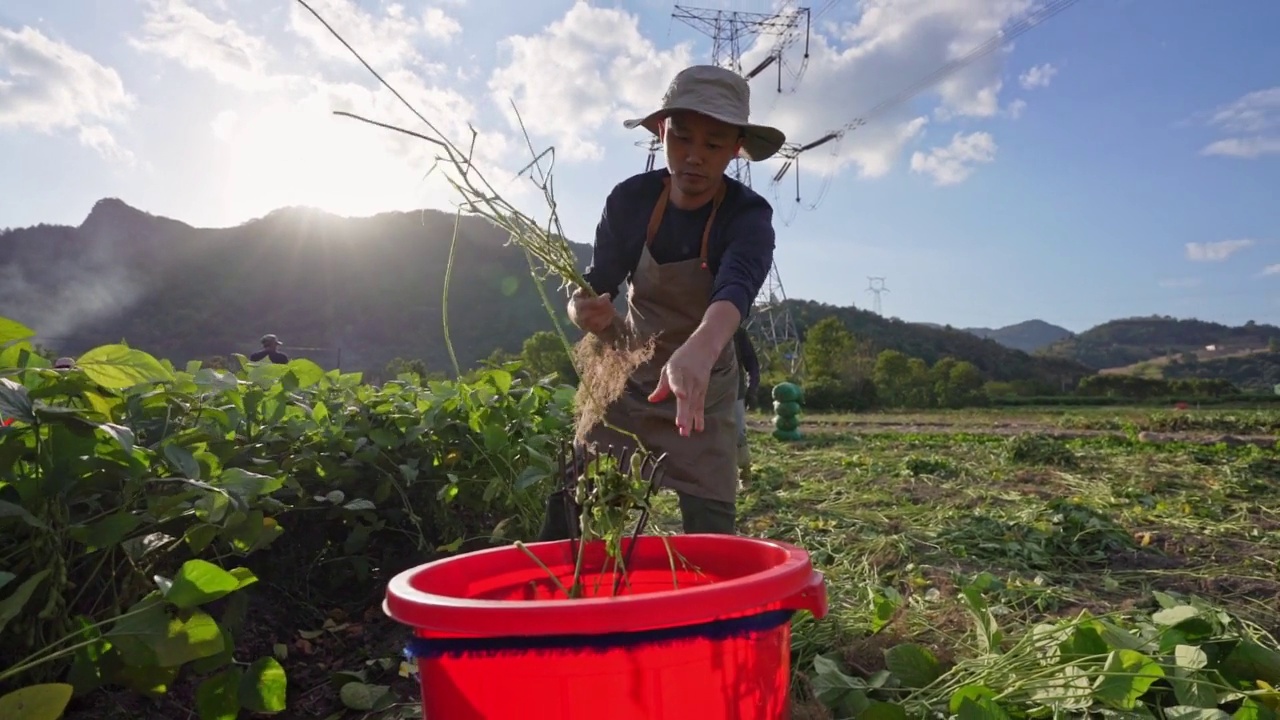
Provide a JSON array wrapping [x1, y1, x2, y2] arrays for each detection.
[[1, 199, 1274, 390]]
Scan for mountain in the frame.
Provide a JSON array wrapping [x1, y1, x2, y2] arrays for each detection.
[[1037, 316, 1280, 370], [962, 320, 1073, 353], [0, 198, 591, 376], [788, 301, 1089, 389]]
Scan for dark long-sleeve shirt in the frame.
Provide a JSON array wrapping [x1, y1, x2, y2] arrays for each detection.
[[582, 169, 776, 321], [734, 327, 761, 394]]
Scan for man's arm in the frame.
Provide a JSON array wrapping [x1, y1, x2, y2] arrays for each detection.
[[580, 187, 631, 298], [685, 198, 775, 357]]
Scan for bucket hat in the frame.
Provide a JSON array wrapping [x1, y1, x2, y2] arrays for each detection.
[[623, 65, 787, 162]]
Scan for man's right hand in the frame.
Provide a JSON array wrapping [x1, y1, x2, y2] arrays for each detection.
[[568, 288, 616, 334]]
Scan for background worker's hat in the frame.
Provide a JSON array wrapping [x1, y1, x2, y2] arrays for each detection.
[[623, 65, 787, 162], [261, 334, 282, 346]]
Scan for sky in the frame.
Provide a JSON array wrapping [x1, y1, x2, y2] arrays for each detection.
[[1, 0, 1278, 333]]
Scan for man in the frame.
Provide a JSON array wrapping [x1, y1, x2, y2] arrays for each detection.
[[250, 334, 289, 364], [538, 65, 783, 539], [733, 326, 760, 476]]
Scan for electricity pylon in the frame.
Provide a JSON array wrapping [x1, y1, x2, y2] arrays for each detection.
[[866, 276, 889, 316]]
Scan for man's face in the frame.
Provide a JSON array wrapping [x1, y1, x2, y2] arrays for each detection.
[[659, 112, 743, 199]]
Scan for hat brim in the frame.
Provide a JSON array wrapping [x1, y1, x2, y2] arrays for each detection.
[[623, 108, 786, 162]]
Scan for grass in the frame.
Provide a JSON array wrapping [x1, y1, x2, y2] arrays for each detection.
[[78, 407, 1280, 719]]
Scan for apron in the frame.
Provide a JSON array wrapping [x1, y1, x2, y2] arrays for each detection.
[[584, 175, 741, 504]]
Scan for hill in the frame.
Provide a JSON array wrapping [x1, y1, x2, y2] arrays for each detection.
[[0, 198, 591, 375], [1037, 316, 1280, 370], [1161, 351, 1280, 393], [962, 319, 1073, 353], [787, 301, 1089, 389]]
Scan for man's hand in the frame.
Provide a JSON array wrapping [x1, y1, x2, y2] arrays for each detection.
[[648, 339, 719, 436], [568, 288, 616, 334]]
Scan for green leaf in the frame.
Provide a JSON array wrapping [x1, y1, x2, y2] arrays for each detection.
[[106, 600, 226, 668], [0, 683, 73, 720], [0, 317, 35, 346], [1153, 605, 1201, 627], [0, 569, 51, 634], [218, 468, 285, 502], [1093, 649, 1165, 710], [239, 657, 287, 713], [1222, 640, 1280, 687], [955, 694, 1011, 720], [0, 571, 13, 592], [77, 344, 174, 389], [164, 443, 202, 480], [73, 511, 142, 551], [884, 642, 943, 689], [861, 700, 910, 720], [165, 559, 243, 609], [0, 500, 48, 530], [339, 682, 392, 711], [949, 685, 999, 716], [196, 667, 243, 720], [285, 358, 325, 388], [0, 378, 35, 423], [96, 422, 135, 452]]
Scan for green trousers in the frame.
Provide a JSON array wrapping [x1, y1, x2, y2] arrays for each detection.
[[536, 487, 736, 541]]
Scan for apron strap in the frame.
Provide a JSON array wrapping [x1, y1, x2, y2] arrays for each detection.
[[645, 175, 728, 270]]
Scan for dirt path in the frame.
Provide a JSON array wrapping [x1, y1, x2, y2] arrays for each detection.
[[747, 417, 1280, 448]]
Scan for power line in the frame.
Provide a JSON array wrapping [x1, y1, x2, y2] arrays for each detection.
[[770, 0, 1083, 214]]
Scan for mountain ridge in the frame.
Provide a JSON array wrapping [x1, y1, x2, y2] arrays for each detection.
[[1, 198, 1271, 385]]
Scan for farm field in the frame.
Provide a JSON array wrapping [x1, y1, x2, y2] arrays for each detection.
[[2, 338, 1278, 720]]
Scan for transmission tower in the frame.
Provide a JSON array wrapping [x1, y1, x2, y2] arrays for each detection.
[[658, 3, 811, 376], [866, 276, 889, 316]]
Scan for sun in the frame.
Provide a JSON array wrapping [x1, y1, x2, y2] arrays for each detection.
[[212, 97, 438, 222]]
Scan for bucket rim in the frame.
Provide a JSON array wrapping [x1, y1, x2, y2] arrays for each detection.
[[383, 534, 826, 637]]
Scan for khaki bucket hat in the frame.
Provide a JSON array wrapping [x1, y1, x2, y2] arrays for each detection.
[[623, 65, 787, 162]]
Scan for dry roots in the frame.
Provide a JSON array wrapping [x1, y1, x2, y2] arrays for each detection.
[[571, 317, 657, 446]]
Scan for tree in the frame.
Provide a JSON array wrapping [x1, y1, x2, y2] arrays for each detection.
[[803, 317, 855, 383], [873, 349, 911, 406], [521, 331, 577, 382]]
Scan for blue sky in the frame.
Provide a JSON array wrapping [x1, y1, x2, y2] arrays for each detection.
[[1, 0, 1277, 333]]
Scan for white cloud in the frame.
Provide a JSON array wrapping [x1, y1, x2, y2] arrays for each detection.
[[1199, 86, 1280, 159], [0, 24, 135, 161], [130, 0, 277, 90], [1018, 62, 1057, 89], [488, 2, 696, 162], [1185, 239, 1255, 262], [488, 0, 1039, 182], [1261, 264, 1280, 276], [909, 131, 996, 185], [287, 0, 456, 71]]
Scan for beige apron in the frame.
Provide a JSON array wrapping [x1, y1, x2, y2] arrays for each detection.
[[584, 176, 741, 504]]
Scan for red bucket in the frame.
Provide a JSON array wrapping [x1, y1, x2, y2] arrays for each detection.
[[384, 533, 828, 720]]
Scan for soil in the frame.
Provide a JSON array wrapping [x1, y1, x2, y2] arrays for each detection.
[[747, 417, 1280, 447]]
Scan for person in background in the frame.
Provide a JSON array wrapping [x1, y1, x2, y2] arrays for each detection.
[[733, 326, 760, 476], [53, 357, 76, 370], [250, 334, 289, 364]]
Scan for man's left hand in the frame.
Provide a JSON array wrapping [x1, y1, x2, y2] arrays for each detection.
[[648, 340, 719, 436]]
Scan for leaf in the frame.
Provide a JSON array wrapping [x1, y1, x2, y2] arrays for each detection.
[[0, 317, 35, 346], [955, 694, 1011, 720], [949, 685, 1000, 716], [0, 683, 73, 720], [196, 667, 243, 720], [0, 500, 48, 530], [239, 657, 287, 713], [0, 378, 34, 423], [106, 600, 227, 668], [165, 443, 202, 480], [96, 422, 135, 452], [343, 499, 376, 512], [73, 511, 143, 551], [1153, 605, 1201, 627], [1093, 649, 1166, 710], [339, 682, 392, 711], [0, 569, 51, 634], [884, 643, 943, 689], [0, 571, 13, 592], [165, 559, 243, 609], [861, 700, 910, 720], [77, 344, 174, 389], [514, 465, 545, 490], [219, 468, 285, 502], [285, 358, 326, 388]]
